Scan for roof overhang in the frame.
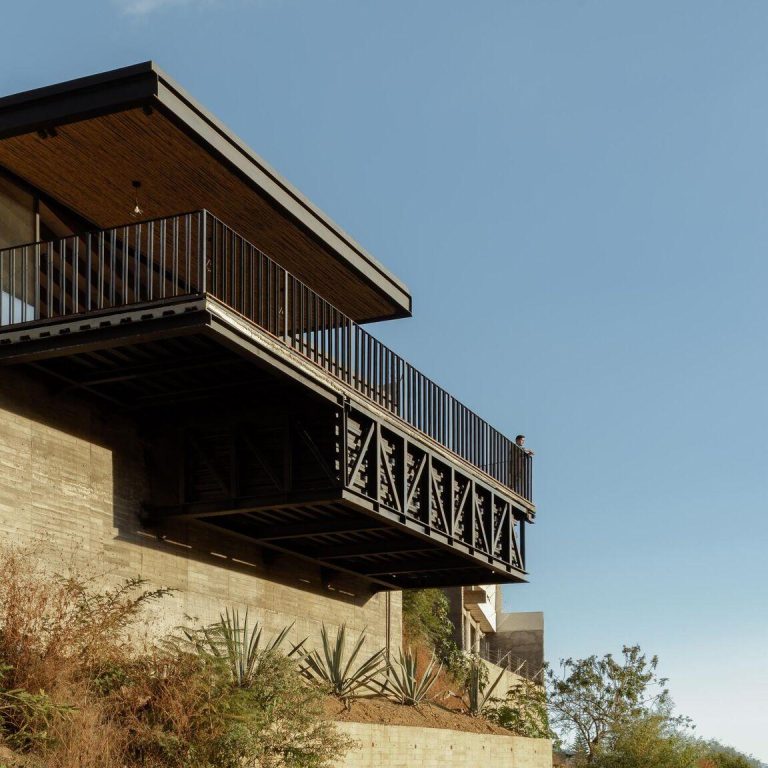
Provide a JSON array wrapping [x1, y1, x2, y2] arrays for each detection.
[[0, 62, 411, 323]]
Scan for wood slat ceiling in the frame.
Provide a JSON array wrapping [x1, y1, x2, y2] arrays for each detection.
[[0, 107, 396, 322]]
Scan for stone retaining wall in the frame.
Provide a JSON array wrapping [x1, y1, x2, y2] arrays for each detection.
[[334, 722, 552, 768]]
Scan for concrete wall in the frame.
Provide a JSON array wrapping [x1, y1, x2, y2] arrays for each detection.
[[0, 366, 400, 653], [489, 612, 545, 678], [334, 722, 552, 768], [478, 657, 525, 699]]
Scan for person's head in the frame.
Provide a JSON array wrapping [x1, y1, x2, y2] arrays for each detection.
[[515, 434, 525, 447]]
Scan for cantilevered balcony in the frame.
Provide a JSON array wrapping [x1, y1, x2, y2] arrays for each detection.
[[0, 211, 534, 589]]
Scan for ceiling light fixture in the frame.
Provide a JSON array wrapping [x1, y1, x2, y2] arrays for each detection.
[[131, 180, 143, 217]]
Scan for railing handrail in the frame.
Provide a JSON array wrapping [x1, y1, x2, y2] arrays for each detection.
[[0, 209, 532, 501]]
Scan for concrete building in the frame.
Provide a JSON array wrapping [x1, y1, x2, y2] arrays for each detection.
[[0, 62, 536, 655], [446, 584, 544, 679]]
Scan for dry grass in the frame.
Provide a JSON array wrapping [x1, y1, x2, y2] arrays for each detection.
[[0, 543, 350, 768]]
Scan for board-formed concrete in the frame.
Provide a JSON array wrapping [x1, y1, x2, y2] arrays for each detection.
[[334, 722, 552, 768], [0, 365, 400, 654]]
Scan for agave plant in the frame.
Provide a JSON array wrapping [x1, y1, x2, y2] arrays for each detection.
[[384, 646, 442, 706], [188, 608, 304, 688], [300, 624, 385, 705], [466, 657, 506, 716]]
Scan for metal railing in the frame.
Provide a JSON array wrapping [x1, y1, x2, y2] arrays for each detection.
[[478, 645, 543, 681], [0, 210, 532, 500]]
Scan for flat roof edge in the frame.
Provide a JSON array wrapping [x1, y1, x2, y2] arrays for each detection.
[[0, 62, 413, 321], [0, 62, 158, 138]]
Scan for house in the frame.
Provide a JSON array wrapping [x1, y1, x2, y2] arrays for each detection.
[[0, 62, 535, 653]]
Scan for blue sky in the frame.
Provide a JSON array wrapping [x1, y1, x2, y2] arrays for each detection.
[[1, 0, 766, 759]]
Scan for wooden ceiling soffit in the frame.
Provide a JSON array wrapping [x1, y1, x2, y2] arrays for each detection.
[[0, 62, 412, 323]]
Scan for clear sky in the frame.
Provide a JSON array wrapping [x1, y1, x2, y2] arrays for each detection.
[[1, 0, 766, 759]]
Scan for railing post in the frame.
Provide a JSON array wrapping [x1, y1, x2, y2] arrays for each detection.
[[201, 211, 208, 294], [34, 243, 40, 320], [284, 269, 289, 342]]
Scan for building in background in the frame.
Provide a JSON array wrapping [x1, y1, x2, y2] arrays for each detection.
[[446, 585, 544, 679], [0, 63, 535, 654]]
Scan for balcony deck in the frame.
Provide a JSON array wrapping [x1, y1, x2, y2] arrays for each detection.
[[0, 211, 534, 589]]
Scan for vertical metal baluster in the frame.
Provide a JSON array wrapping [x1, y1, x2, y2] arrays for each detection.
[[0, 251, 5, 325], [117, 227, 124, 304], [84, 234, 92, 311], [273, 263, 279, 335], [73, 239, 79, 313], [283, 270, 289, 343], [21, 246, 27, 322], [321, 300, 328, 369], [370, 338, 376, 400], [333, 310, 339, 376], [345, 318, 352, 385], [159, 219, 166, 299], [313, 293, 320, 363], [185, 215, 192, 295], [133, 224, 143, 301], [240, 237, 245, 317], [376, 340, 387, 408], [47, 243, 53, 316], [247, 245, 254, 320], [146, 221, 153, 301], [33, 244, 40, 320], [172, 218, 179, 294], [115, 227, 122, 307], [62, 241, 69, 316], [55, 242, 62, 316], [256, 254, 263, 327]]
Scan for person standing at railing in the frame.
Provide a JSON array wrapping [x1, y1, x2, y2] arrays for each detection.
[[515, 434, 534, 457], [511, 434, 533, 497]]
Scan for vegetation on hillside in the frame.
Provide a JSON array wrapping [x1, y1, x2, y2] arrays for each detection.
[[0, 557, 755, 766], [0, 545, 350, 768], [546, 645, 760, 768], [401, 588, 467, 680]]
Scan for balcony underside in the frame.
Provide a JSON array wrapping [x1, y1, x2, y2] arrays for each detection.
[[0, 296, 529, 589]]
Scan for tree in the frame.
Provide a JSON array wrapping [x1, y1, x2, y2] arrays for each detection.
[[590, 715, 701, 768], [699, 740, 762, 768], [547, 644, 687, 763]]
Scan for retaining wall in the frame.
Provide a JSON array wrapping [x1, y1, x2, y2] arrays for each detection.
[[334, 721, 552, 768]]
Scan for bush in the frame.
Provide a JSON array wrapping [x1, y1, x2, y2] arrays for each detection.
[[699, 740, 761, 768], [589, 715, 701, 768], [464, 657, 505, 716], [184, 608, 303, 688], [485, 676, 550, 738], [300, 624, 385, 706], [384, 647, 441, 706], [401, 589, 467, 683], [0, 544, 351, 768]]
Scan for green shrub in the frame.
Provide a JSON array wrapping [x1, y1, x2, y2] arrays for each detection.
[[401, 589, 467, 683], [485, 676, 550, 738], [589, 715, 701, 768], [384, 647, 441, 706], [117, 646, 350, 768], [465, 657, 505, 717], [300, 624, 384, 705], [185, 609, 304, 689]]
